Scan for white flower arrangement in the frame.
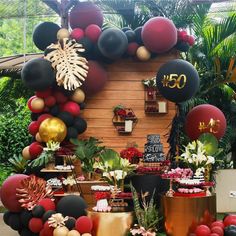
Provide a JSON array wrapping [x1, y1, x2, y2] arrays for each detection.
[[180, 140, 215, 169]]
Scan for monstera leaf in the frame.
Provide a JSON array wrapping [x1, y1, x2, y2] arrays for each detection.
[[45, 38, 89, 90]]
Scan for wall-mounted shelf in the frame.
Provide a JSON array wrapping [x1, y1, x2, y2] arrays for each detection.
[[112, 108, 138, 135], [144, 87, 168, 114]]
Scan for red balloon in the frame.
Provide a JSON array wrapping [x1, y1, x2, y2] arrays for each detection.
[[43, 221, 54, 236], [69, 2, 103, 29], [62, 101, 80, 117], [195, 225, 211, 236], [0, 174, 28, 212], [71, 28, 84, 41], [39, 229, 46, 236], [210, 234, 219, 236], [211, 221, 224, 229], [54, 90, 68, 104], [44, 96, 56, 107], [75, 216, 93, 234], [211, 226, 223, 236], [185, 104, 226, 140], [29, 142, 43, 158], [188, 35, 195, 46], [82, 60, 108, 95], [37, 114, 53, 124], [85, 24, 101, 43], [36, 88, 52, 98], [141, 17, 177, 53], [38, 198, 56, 211], [29, 218, 44, 233], [224, 214, 236, 227], [127, 42, 139, 56], [178, 30, 187, 41], [28, 121, 40, 136]]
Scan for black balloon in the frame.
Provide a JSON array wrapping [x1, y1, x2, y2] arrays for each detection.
[[175, 41, 190, 52], [125, 30, 136, 43], [134, 26, 143, 45], [225, 225, 236, 236], [8, 213, 22, 231], [21, 58, 55, 91], [50, 105, 60, 116], [98, 28, 128, 59], [33, 22, 60, 51], [20, 228, 35, 236], [20, 210, 32, 228], [57, 112, 74, 126], [3, 211, 11, 225], [65, 217, 76, 230], [122, 27, 132, 32], [66, 127, 79, 139], [32, 205, 45, 218], [42, 210, 56, 223], [79, 102, 86, 110], [78, 37, 94, 59], [31, 112, 42, 121], [74, 117, 87, 134], [56, 195, 87, 219], [156, 59, 200, 103]]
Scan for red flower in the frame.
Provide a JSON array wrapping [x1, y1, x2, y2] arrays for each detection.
[[117, 109, 126, 117], [94, 191, 111, 200], [120, 147, 143, 163]]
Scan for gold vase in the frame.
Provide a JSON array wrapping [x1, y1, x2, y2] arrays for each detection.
[[204, 165, 212, 182]]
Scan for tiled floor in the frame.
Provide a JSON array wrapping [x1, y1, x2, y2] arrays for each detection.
[[0, 214, 18, 236]]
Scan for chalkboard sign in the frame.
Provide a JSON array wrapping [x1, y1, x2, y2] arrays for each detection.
[[147, 134, 161, 143], [143, 153, 165, 162], [144, 144, 163, 153]]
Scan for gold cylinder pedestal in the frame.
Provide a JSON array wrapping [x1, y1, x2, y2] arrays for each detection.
[[87, 210, 133, 236], [162, 195, 216, 236]]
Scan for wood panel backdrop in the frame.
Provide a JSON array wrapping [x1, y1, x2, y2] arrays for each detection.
[[80, 51, 178, 154]]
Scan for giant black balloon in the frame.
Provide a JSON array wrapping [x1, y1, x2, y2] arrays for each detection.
[[8, 213, 22, 231], [74, 117, 87, 134], [56, 195, 87, 219], [33, 22, 60, 51], [21, 58, 55, 91], [156, 59, 199, 103], [98, 28, 128, 60], [3, 211, 11, 225]]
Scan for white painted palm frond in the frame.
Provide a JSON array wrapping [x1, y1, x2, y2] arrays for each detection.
[[45, 38, 89, 90]]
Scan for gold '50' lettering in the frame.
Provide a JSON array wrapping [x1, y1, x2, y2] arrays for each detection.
[[161, 74, 187, 89]]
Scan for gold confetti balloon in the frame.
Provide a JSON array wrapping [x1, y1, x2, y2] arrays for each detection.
[[71, 88, 85, 104], [22, 146, 31, 160], [39, 117, 67, 143], [53, 226, 69, 236]]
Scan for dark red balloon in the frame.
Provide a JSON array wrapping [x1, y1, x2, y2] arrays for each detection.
[[44, 96, 56, 107], [69, 2, 103, 29], [85, 24, 101, 43], [127, 42, 139, 56], [141, 17, 177, 53], [82, 60, 108, 95], [54, 90, 68, 104], [185, 104, 227, 140], [70, 28, 84, 41], [62, 101, 80, 117], [37, 114, 53, 124], [29, 218, 43, 233], [28, 121, 40, 136], [38, 198, 56, 212], [75, 216, 93, 234], [29, 142, 43, 158], [195, 225, 211, 236], [36, 89, 52, 98], [0, 174, 28, 212]]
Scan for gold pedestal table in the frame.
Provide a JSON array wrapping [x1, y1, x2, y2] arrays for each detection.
[[87, 210, 133, 236], [162, 194, 216, 236]]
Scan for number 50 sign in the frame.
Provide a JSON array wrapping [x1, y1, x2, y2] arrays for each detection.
[[156, 59, 200, 103]]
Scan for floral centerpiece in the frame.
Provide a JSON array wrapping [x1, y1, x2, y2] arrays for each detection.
[[120, 143, 143, 164], [180, 140, 215, 181]]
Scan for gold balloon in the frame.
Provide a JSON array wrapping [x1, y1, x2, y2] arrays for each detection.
[[136, 46, 151, 61], [22, 146, 31, 160], [31, 97, 45, 110], [67, 230, 81, 236], [57, 28, 70, 40], [39, 117, 67, 143], [35, 132, 43, 142], [71, 88, 85, 104], [81, 234, 92, 236], [53, 227, 69, 236]]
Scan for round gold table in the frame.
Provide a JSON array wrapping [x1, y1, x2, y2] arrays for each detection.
[[162, 194, 216, 236], [87, 210, 133, 236]]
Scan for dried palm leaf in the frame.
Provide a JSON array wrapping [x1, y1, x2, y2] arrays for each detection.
[[48, 213, 69, 228], [16, 175, 54, 210], [45, 38, 89, 90]]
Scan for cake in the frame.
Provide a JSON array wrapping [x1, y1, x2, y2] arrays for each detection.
[[143, 134, 165, 163]]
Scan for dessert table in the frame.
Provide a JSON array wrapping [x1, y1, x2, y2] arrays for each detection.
[[87, 210, 133, 236], [162, 194, 216, 236]]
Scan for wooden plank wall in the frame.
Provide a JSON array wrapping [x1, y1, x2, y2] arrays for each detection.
[[80, 51, 178, 154]]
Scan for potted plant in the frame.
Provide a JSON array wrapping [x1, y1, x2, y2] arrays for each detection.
[[70, 137, 105, 180]]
